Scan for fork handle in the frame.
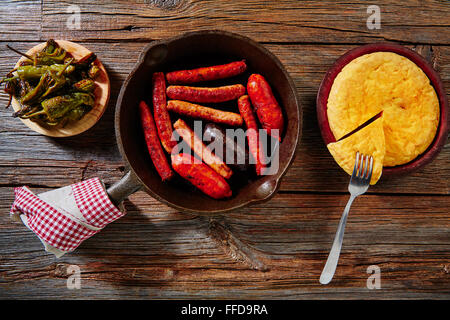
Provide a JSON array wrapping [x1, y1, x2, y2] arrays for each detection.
[[319, 194, 356, 284]]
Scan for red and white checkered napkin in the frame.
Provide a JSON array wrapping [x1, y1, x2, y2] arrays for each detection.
[[10, 177, 125, 257]]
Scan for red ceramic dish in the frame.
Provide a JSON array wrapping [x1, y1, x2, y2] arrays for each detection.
[[317, 43, 449, 176]]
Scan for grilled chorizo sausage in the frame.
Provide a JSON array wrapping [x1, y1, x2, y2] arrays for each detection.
[[139, 100, 174, 181], [152, 72, 176, 153], [238, 95, 266, 175], [203, 123, 250, 172], [167, 100, 243, 126], [247, 74, 284, 141], [173, 119, 233, 179], [171, 153, 232, 199], [166, 60, 247, 84], [166, 84, 245, 103]]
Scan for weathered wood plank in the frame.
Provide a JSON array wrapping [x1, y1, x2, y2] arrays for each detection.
[[1, 1, 448, 44], [36, 0, 450, 44], [0, 43, 448, 194], [0, 1, 42, 41], [1, 189, 448, 299], [0, 2, 449, 300]]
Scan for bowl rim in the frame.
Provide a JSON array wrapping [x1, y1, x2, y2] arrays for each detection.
[[316, 42, 449, 176], [114, 30, 302, 214]]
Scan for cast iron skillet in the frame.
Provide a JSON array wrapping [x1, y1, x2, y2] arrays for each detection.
[[106, 30, 301, 214]]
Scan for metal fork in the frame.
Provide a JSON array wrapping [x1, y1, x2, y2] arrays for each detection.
[[320, 152, 373, 285]]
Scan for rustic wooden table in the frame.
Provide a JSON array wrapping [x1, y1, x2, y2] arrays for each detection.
[[0, 0, 449, 299]]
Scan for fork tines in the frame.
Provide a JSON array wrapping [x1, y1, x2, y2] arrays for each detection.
[[353, 152, 373, 180]]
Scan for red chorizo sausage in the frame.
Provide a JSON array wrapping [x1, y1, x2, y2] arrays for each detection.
[[173, 119, 233, 179], [139, 100, 174, 181], [166, 60, 247, 84], [238, 95, 266, 175], [167, 100, 243, 126], [166, 84, 245, 103], [247, 74, 284, 141], [171, 153, 232, 199], [152, 72, 176, 154]]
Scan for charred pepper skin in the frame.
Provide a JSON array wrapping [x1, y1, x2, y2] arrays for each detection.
[[4, 64, 75, 81], [166, 60, 247, 84], [22, 92, 94, 123], [2, 40, 100, 125], [139, 101, 174, 181], [73, 79, 96, 92], [247, 74, 284, 141], [171, 153, 232, 199]]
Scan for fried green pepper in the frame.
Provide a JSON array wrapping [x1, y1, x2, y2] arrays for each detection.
[[73, 79, 95, 92], [20, 59, 73, 104], [5, 40, 67, 66], [40, 59, 73, 98], [18, 79, 32, 98], [0, 64, 75, 83], [15, 64, 75, 80], [88, 64, 100, 79], [3, 39, 98, 126], [3, 72, 17, 108], [34, 48, 67, 65], [22, 92, 94, 123], [20, 72, 49, 104], [66, 105, 91, 121], [75, 52, 97, 67], [34, 40, 68, 65]]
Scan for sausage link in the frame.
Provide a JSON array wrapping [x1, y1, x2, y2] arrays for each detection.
[[247, 74, 284, 140], [139, 101, 174, 181], [171, 153, 232, 199], [166, 60, 247, 84], [173, 119, 233, 179], [166, 84, 245, 103], [167, 100, 243, 126], [238, 95, 266, 175], [152, 72, 176, 153]]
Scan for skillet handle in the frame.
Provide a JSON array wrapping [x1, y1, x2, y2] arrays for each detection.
[[106, 171, 143, 207]]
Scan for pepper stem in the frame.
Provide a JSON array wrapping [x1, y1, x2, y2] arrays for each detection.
[[0, 76, 19, 84], [21, 109, 46, 119], [57, 58, 74, 76], [6, 45, 33, 61]]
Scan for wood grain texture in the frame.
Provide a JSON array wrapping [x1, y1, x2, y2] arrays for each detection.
[[38, 0, 450, 44], [0, 0, 449, 300], [0, 0, 41, 41], [0, 189, 449, 299], [0, 43, 448, 194]]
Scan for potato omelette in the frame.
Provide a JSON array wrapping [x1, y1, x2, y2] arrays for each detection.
[[327, 51, 440, 168], [327, 115, 385, 185]]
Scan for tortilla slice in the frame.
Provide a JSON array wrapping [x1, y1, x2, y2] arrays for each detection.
[[327, 116, 385, 185]]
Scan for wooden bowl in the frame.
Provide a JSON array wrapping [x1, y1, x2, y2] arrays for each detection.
[[317, 43, 449, 176], [11, 40, 110, 137]]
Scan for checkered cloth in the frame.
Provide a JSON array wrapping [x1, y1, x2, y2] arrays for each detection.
[[72, 178, 124, 229], [10, 177, 124, 257]]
